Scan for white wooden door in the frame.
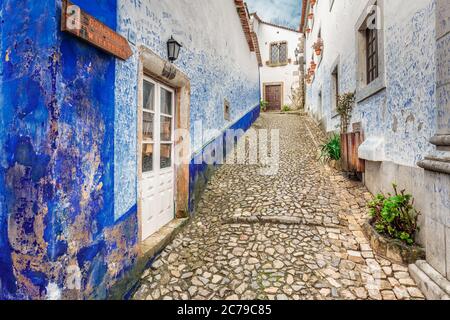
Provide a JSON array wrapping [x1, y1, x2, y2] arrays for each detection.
[[141, 77, 175, 240]]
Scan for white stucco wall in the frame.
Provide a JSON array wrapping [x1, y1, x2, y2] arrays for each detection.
[[113, 0, 261, 219], [303, 0, 437, 245], [253, 18, 301, 108]]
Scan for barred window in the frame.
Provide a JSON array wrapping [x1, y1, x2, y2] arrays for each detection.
[[270, 42, 288, 64], [270, 44, 279, 64]]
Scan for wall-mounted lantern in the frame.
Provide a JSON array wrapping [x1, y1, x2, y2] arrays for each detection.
[[167, 36, 182, 63]]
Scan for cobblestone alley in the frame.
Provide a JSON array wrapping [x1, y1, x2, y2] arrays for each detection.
[[133, 113, 423, 300]]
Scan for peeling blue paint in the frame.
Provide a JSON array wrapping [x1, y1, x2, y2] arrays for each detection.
[[0, 0, 140, 300]]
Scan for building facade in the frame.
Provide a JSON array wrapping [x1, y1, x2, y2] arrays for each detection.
[[0, 0, 260, 299], [301, 0, 450, 298], [251, 13, 302, 111]]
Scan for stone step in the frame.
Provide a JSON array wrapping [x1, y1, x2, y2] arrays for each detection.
[[409, 261, 450, 300]]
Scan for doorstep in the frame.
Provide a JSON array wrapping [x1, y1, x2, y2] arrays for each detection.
[[108, 218, 189, 300], [141, 218, 189, 258]]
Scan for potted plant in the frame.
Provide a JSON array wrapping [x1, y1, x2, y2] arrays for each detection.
[[319, 134, 341, 168], [308, 13, 314, 20], [310, 61, 317, 71], [311, 0, 317, 7], [260, 100, 268, 112], [305, 27, 311, 34], [364, 184, 425, 264], [313, 38, 323, 56]]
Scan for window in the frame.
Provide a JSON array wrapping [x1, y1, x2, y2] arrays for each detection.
[[270, 42, 288, 65], [366, 27, 379, 84], [141, 77, 175, 173], [355, 0, 385, 102], [331, 62, 339, 116]]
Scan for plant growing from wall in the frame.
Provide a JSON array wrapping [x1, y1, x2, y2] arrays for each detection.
[[282, 105, 291, 112], [336, 92, 355, 133], [260, 100, 268, 112], [368, 184, 420, 245], [320, 134, 341, 162], [289, 85, 304, 110]]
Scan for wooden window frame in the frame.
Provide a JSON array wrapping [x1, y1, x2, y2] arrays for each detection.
[[366, 27, 379, 84], [355, 0, 385, 102]]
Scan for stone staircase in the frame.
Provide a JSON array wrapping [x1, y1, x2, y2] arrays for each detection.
[[409, 260, 450, 300]]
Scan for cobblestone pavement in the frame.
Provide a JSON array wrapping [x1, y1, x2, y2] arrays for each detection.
[[133, 113, 424, 300]]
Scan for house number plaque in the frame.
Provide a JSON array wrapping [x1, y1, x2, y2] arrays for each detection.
[[61, 0, 133, 60]]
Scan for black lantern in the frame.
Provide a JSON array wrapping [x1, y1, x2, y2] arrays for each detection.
[[167, 36, 182, 63]]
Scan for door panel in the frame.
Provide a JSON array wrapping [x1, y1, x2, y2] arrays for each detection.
[[265, 85, 282, 111], [141, 77, 175, 241]]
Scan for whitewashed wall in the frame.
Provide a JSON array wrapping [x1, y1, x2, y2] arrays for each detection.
[[304, 0, 436, 166], [253, 18, 301, 107], [303, 0, 437, 245]]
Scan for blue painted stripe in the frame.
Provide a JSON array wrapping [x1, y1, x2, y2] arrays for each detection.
[[188, 104, 260, 212]]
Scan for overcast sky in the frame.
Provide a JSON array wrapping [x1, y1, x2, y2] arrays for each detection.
[[246, 0, 302, 30]]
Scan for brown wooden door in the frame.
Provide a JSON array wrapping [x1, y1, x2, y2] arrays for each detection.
[[265, 85, 282, 111]]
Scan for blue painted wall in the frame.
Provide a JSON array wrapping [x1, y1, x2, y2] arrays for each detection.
[[0, 0, 139, 300], [188, 105, 260, 212]]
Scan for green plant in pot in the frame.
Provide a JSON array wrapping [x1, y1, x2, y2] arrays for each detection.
[[319, 134, 341, 162], [260, 100, 268, 112], [368, 184, 420, 245], [282, 105, 291, 112]]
